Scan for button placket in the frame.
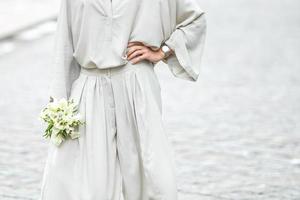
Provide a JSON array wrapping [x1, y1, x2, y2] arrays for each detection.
[[105, 74, 116, 134]]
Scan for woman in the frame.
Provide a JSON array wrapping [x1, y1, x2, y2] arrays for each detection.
[[39, 0, 206, 199]]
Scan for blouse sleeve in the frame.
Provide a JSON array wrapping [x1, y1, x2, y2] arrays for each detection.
[[48, 0, 80, 100], [163, 0, 207, 81]]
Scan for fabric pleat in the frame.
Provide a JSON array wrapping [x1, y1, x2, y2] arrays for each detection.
[[132, 67, 177, 200]]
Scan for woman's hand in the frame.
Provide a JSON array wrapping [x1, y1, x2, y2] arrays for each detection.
[[126, 41, 165, 64]]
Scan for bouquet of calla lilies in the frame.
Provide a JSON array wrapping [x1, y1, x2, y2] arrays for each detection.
[[39, 96, 85, 147]]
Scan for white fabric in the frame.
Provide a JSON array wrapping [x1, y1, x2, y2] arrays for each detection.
[[40, 61, 178, 200], [48, 0, 207, 100]]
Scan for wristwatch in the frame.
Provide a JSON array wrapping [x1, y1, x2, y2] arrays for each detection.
[[161, 44, 172, 59]]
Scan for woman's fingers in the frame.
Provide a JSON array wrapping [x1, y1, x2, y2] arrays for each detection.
[[127, 49, 146, 60], [126, 42, 152, 64], [126, 45, 144, 58], [130, 53, 147, 64], [127, 41, 143, 47]]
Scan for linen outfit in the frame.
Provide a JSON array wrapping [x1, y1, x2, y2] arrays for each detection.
[[39, 0, 206, 199]]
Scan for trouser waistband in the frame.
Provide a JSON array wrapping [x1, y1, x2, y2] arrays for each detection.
[[80, 60, 153, 77]]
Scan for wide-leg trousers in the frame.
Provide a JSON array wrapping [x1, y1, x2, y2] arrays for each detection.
[[39, 60, 178, 200]]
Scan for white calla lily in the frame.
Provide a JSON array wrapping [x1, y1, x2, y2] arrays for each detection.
[[40, 98, 85, 147]]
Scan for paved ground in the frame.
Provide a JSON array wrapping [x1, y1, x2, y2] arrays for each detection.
[[0, 0, 58, 40], [0, 0, 300, 199]]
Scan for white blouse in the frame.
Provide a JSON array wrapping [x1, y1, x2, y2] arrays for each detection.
[[49, 0, 207, 99]]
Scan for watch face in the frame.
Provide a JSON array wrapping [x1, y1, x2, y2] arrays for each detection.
[[162, 45, 170, 53]]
